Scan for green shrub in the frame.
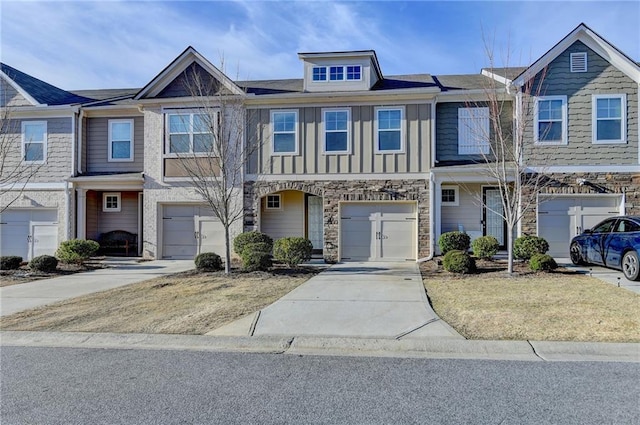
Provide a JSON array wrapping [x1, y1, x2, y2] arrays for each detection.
[[243, 242, 272, 255], [0, 256, 23, 270], [443, 250, 476, 274], [56, 239, 100, 264], [29, 255, 58, 272], [513, 235, 549, 260], [471, 236, 499, 260], [195, 252, 223, 272], [233, 231, 273, 256], [529, 253, 558, 272], [241, 250, 272, 272], [273, 237, 313, 267], [438, 231, 471, 254]]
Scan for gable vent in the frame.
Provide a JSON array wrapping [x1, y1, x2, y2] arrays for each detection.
[[570, 52, 587, 72]]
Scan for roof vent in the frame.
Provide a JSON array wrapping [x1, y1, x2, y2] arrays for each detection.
[[570, 52, 587, 72]]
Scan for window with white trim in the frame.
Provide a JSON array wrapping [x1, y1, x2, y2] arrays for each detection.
[[329, 66, 344, 81], [266, 194, 281, 210], [312, 67, 327, 81], [108, 119, 134, 161], [570, 52, 587, 72], [458, 107, 490, 155], [441, 186, 459, 206], [271, 110, 298, 155], [534, 96, 567, 144], [103, 193, 121, 212], [346, 66, 361, 80], [592, 94, 626, 144], [311, 65, 361, 82], [21, 121, 47, 163], [323, 108, 350, 153], [375, 107, 404, 153], [167, 112, 214, 154]]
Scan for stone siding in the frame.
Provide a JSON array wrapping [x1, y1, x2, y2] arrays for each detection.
[[245, 179, 430, 263]]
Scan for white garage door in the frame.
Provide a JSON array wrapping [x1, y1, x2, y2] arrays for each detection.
[[340, 202, 416, 261], [0, 209, 58, 260], [162, 205, 224, 259], [538, 196, 621, 257]]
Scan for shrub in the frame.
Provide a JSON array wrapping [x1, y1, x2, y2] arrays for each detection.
[[0, 256, 23, 270], [29, 255, 58, 272], [529, 253, 558, 272], [443, 250, 476, 274], [471, 236, 499, 260], [273, 237, 313, 267], [195, 252, 223, 272], [438, 231, 471, 255], [241, 250, 272, 272], [56, 239, 100, 264], [243, 242, 272, 255], [233, 231, 273, 256], [513, 235, 549, 260]]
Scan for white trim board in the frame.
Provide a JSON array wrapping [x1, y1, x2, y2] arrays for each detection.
[[245, 172, 428, 181]]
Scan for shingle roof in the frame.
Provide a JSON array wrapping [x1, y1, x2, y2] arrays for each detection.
[[1, 63, 93, 106], [434, 74, 504, 91]]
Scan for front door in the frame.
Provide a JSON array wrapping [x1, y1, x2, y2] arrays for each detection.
[[482, 187, 507, 248], [306, 195, 323, 251]]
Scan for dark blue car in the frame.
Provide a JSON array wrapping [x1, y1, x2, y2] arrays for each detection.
[[570, 216, 640, 281]]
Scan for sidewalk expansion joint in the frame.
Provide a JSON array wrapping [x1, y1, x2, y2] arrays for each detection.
[[527, 340, 545, 361]]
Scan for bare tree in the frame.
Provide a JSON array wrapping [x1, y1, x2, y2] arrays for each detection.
[[459, 36, 553, 274], [169, 63, 261, 273], [0, 83, 42, 212]]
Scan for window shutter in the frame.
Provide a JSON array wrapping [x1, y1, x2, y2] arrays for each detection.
[[570, 52, 587, 72], [458, 107, 490, 155]]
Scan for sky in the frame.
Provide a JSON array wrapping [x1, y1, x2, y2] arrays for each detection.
[[1, 1, 638, 91]]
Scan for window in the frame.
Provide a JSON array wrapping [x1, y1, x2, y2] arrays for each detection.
[[592, 219, 616, 234], [375, 107, 404, 153], [458, 107, 490, 155], [592, 94, 626, 144], [108, 119, 134, 161], [266, 194, 281, 210], [329, 66, 344, 81], [346, 66, 361, 81], [441, 186, 459, 206], [534, 96, 567, 144], [323, 108, 350, 153], [167, 113, 214, 154], [312, 67, 327, 81], [570, 52, 587, 72], [21, 121, 46, 163], [271, 110, 298, 155], [616, 219, 640, 233], [103, 193, 121, 212]]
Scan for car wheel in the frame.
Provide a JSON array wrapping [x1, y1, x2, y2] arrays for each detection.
[[622, 251, 640, 281], [570, 242, 585, 265]]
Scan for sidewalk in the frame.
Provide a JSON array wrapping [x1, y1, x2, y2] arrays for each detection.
[[0, 258, 194, 317]]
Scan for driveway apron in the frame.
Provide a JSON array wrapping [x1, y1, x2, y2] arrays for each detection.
[[250, 262, 462, 339], [0, 259, 194, 317]]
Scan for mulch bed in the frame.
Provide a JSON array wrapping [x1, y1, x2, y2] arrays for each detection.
[[419, 257, 579, 280], [1, 261, 108, 287]]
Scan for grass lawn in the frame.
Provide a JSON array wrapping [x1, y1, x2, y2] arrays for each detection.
[[421, 260, 640, 342], [0, 268, 318, 335]]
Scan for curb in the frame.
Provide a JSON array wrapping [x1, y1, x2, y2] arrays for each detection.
[[2, 331, 638, 362]]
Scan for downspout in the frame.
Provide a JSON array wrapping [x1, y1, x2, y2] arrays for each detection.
[[417, 98, 438, 262]]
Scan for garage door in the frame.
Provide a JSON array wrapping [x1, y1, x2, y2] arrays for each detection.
[[340, 202, 416, 261], [538, 196, 621, 257], [0, 209, 58, 260], [162, 205, 224, 259]]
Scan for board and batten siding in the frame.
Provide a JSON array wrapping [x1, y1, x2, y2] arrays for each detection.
[[247, 103, 431, 175], [435, 102, 513, 164], [524, 40, 638, 166], [85, 116, 145, 173]]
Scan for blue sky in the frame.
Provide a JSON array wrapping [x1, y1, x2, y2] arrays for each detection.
[[2, 1, 638, 90]]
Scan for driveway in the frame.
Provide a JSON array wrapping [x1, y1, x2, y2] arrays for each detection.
[[0, 258, 194, 317], [556, 258, 640, 294], [210, 262, 462, 339]]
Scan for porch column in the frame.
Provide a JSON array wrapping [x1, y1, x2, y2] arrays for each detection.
[[76, 188, 87, 239]]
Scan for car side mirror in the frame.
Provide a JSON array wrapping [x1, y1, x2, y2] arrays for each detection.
[[583, 229, 593, 234]]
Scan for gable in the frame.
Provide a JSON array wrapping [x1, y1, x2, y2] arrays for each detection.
[[1, 78, 32, 107]]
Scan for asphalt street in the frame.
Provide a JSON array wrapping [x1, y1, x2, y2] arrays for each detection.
[[2, 346, 639, 424]]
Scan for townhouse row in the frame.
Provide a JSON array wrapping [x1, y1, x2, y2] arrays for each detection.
[[1, 23, 638, 262]]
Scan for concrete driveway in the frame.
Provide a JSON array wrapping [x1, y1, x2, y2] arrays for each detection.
[[0, 258, 194, 317], [557, 258, 640, 294], [210, 262, 462, 339]]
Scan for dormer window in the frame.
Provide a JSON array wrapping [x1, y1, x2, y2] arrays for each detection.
[[346, 66, 361, 80], [329, 66, 344, 81], [312, 67, 327, 81], [311, 65, 362, 82]]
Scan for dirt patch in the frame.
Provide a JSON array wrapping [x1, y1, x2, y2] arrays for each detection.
[[421, 259, 640, 342], [1, 261, 108, 287], [0, 265, 321, 335]]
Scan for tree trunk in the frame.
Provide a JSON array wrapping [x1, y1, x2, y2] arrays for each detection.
[[507, 225, 514, 274], [224, 225, 231, 274]]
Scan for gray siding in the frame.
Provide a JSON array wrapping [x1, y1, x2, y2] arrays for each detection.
[[156, 63, 220, 98], [524, 40, 638, 166], [1, 81, 32, 107], [440, 184, 483, 234], [0, 117, 73, 182], [435, 101, 513, 164], [86, 190, 139, 240], [86, 190, 99, 240], [85, 116, 144, 173], [248, 103, 431, 175]]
